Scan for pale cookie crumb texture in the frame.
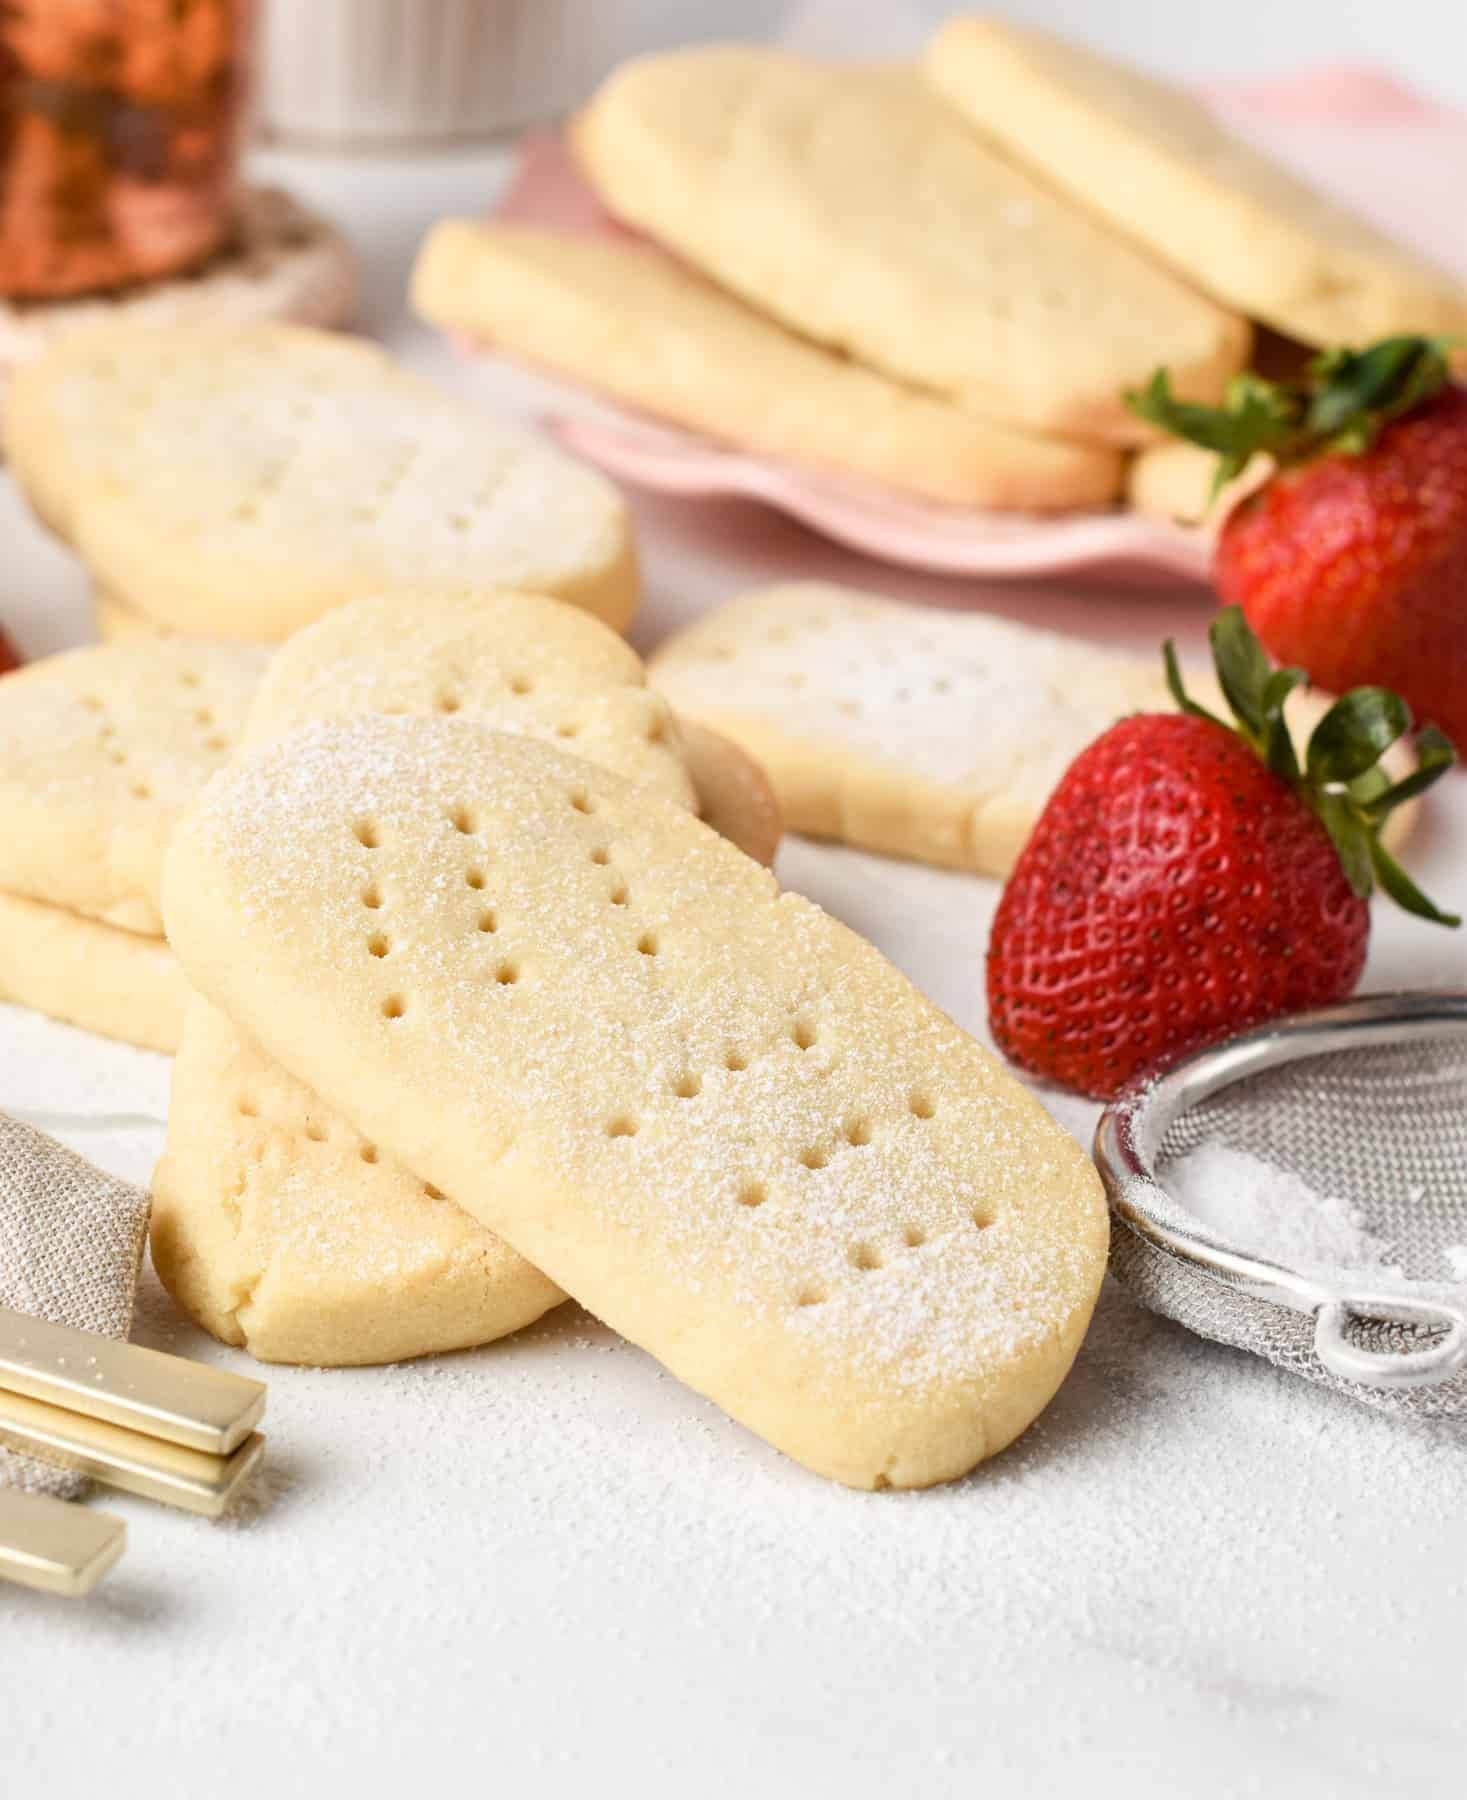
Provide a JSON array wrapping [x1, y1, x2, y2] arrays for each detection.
[[650, 582, 1169, 875], [152, 998, 563, 1366], [412, 221, 1123, 511], [574, 49, 1248, 444], [162, 719, 1108, 1487], [6, 322, 638, 641], [0, 639, 267, 935], [925, 17, 1467, 351]]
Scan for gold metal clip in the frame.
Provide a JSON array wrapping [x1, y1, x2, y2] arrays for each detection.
[[0, 1486, 125, 1596]]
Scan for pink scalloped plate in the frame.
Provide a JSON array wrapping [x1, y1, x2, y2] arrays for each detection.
[[453, 73, 1466, 585], [547, 407, 1212, 581]]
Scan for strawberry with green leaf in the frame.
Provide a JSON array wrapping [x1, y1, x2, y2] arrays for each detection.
[[986, 608, 1458, 1101], [1131, 334, 1467, 749]]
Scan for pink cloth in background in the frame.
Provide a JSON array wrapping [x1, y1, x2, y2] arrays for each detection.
[[464, 68, 1465, 587]]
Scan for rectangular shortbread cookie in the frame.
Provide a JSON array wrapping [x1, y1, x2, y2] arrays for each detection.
[[412, 222, 1122, 511], [926, 18, 1467, 351], [0, 892, 188, 1053], [152, 590, 767, 1366], [0, 640, 267, 935], [650, 583, 1170, 874], [5, 323, 638, 641], [573, 50, 1249, 444], [163, 718, 1109, 1487]]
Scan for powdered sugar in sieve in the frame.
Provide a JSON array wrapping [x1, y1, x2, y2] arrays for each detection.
[[1094, 991, 1467, 1417]]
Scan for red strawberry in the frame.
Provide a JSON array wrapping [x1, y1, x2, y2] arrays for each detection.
[[987, 609, 1458, 1100], [1131, 336, 1467, 748], [0, 625, 19, 676]]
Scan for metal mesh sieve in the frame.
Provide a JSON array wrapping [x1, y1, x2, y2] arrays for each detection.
[[1094, 992, 1467, 1418]]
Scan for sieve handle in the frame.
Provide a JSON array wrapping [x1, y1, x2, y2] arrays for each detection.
[[1313, 1297, 1467, 1390]]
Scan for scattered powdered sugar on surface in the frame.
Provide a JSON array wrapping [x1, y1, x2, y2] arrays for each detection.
[[1166, 1143, 1406, 1280], [5, 845, 1465, 1793], [0, 1002, 170, 1186], [8, 1255, 1464, 1795], [1445, 1245, 1467, 1281]]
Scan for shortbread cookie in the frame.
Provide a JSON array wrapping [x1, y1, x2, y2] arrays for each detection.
[[163, 719, 1109, 1486], [0, 893, 188, 1052], [1126, 442, 1269, 527], [926, 18, 1467, 350], [0, 188, 357, 410], [155, 588, 717, 1366], [651, 582, 1421, 874], [152, 997, 564, 1364], [412, 222, 1122, 510], [241, 589, 693, 815], [651, 583, 1170, 874], [93, 588, 174, 645], [678, 721, 783, 871], [0, 640, 267, 934], [573, 50, 1248, 444], [5, 322, 638, 640]]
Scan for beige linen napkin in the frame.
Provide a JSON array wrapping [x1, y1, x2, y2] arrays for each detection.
[[0, 1113, 150, 1497]]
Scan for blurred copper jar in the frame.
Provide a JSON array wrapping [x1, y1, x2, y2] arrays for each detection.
[[0, 0, 252, 299]]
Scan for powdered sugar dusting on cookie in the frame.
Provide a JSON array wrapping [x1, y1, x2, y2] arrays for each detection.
[[244, 589, 694, 812], [23, 323, 634, 638], [165, 715, 1106, 1482], [0, 639, 266, 931], [653, 582, 1165, 789]]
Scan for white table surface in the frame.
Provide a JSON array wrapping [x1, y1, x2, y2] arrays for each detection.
[[4, 144, 1466, 1799]]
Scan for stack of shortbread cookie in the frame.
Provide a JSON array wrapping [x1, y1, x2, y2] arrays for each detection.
[[413, 22, 1467, 522], [0, 597, 778, 1055], [0, 641, 266, 1050], [149, 587, 1109, 1488], [0, 569, 1115, 1485]]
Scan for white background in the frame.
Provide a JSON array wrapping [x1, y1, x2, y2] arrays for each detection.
[[610, 1, 1467, 105], [5, 5, 1467, 1796]]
